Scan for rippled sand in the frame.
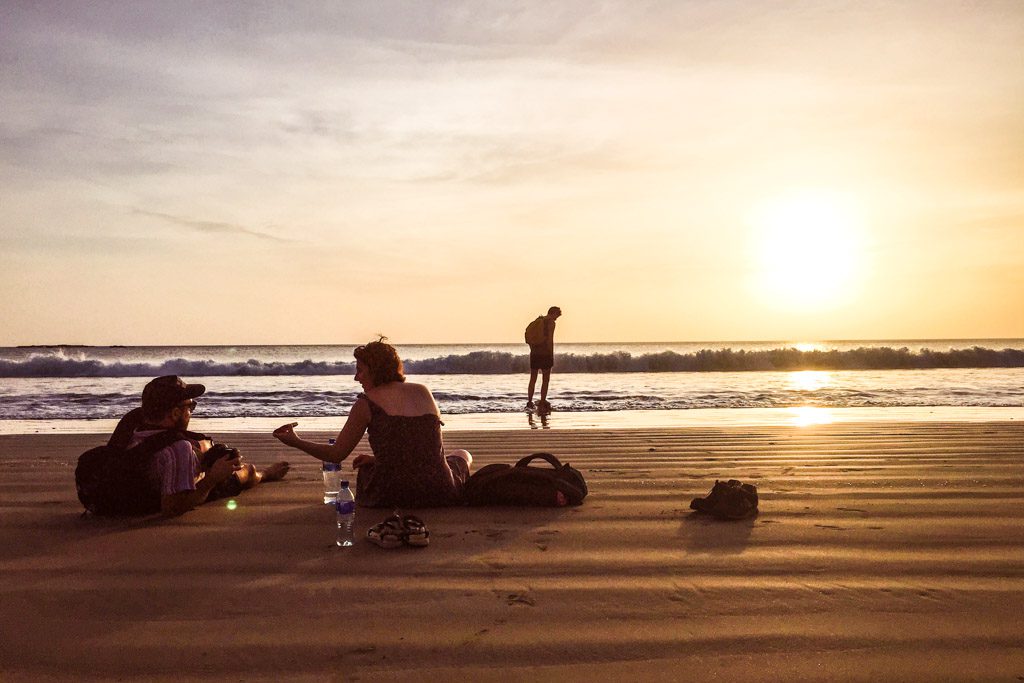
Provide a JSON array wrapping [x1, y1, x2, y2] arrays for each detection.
[[1, 422, 1022, 680]]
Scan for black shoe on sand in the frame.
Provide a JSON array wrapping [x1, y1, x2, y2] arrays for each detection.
[[690, 479, 758, 519]]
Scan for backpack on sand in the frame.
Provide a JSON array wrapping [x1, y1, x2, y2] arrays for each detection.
[[524, 316, 546, 346], [463, 452, 588, 507], [75, 429, 200, 516]]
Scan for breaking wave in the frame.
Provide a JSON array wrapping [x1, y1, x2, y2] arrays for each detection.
[[1, 346, 1023, 377]]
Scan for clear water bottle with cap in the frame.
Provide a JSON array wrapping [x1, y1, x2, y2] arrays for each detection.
[[335, 481, 356, 547], [322, 438, 341, 504]]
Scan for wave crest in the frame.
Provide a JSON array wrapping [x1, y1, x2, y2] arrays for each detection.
[[1, 346, 1022, 378]]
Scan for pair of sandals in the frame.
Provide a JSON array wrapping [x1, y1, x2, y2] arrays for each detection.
[[367, 513, 429, 548]]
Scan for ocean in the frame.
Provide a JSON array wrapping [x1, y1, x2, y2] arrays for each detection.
[[1, 339, 1022, 434]]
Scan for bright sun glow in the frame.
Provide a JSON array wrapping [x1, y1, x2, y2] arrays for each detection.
[[749, 190, 864, 310]]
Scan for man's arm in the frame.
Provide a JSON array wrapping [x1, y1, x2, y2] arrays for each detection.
[[160, 448, 240, 517]]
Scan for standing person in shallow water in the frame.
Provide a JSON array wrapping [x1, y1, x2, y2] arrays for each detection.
[[526, 306, 562, 413], [272, 339, 472, 508]]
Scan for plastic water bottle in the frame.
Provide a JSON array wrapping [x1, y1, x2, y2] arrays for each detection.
[[335, 481, 356, 547], [322, 438, 341, 504]]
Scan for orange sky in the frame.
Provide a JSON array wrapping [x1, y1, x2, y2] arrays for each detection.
[[1, 2, 1022, 344]]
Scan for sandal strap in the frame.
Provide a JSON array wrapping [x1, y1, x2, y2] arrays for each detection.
[[401, 514, 426, 532]]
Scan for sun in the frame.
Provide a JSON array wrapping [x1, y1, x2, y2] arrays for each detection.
[[748, 190, 864, 310]]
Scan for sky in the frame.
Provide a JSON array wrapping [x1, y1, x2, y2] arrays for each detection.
[[2, 1, 1022, 345]]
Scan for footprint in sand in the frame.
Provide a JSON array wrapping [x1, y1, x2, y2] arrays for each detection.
[[505, 593, 535, 606], [814, 524, 850, 531], [916, 588, 947, 602]]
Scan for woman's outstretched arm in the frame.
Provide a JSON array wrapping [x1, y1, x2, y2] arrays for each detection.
[[273, 398, 371, 464]]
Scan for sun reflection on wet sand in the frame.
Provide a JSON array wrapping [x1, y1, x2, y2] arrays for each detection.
[[789, 406, 835, 426]]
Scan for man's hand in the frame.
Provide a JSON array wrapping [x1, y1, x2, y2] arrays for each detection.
[[207, 449, 242, 483]]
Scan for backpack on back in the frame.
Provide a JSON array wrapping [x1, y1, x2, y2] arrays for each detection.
[[75, 429, 197, 516], [524, 316, 546, 346], [462, 452, 588, 507]]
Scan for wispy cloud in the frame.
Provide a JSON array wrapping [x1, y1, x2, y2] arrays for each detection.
[[132, 209, 295, 243]]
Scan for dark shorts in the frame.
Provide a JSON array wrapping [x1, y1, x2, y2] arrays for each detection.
[[530, 348, 554, 371]]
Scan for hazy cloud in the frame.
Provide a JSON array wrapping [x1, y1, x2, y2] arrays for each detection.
[[132, 209, 295, 243]]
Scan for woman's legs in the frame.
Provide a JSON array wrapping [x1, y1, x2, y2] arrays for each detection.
[[446, 448, 472, 484]]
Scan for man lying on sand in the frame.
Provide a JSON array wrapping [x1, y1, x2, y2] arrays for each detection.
[[114, 376, 289, 517]]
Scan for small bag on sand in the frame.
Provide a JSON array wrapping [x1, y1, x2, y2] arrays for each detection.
[[690, 479, 759, 519], [463, 452, 588, 507]]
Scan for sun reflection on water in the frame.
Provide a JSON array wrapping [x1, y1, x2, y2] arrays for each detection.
[[788, 370, 832, 391]]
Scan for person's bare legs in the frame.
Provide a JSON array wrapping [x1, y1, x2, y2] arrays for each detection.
[[539, 369, 552, 403], [448, 448, 472, 470], [527, 368, 540, 405], [235, 461, 290, 489], [447, 448, 473, 483]]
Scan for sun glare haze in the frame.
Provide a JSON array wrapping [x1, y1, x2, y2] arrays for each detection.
[[0, 2, 1021, 345]]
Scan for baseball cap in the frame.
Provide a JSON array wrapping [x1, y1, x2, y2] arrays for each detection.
[[141, 375, 206, 416]]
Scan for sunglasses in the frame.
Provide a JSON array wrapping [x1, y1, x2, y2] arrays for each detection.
[[178, 399, 198, 412]]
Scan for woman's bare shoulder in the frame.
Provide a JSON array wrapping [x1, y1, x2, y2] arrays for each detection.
[[403, 381, 433, 395], [403, 382, 439, 414]]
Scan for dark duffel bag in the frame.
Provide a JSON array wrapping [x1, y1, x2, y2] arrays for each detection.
[[462, 452, 588, 507]]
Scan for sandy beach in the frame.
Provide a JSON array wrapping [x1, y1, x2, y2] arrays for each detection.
[[2, 421, 1023, 681]]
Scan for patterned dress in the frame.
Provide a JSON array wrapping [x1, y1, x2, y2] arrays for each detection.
[[354, 394, 465, 508]]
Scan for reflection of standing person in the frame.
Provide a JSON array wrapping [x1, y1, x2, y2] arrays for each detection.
[[526, 306, 562, 411]]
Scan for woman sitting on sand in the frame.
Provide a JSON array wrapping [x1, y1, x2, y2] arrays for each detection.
[[272, 339, 472, 508]]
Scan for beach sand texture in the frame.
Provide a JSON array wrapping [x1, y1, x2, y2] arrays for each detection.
[[2, 422, 1023, 681]]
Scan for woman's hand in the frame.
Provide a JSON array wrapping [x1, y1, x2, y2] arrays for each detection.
[[273, 422, 300, 447], [351, 453, 376, 469]]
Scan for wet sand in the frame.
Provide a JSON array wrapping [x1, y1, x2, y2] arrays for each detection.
[[1, 422, 1023, 681]]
